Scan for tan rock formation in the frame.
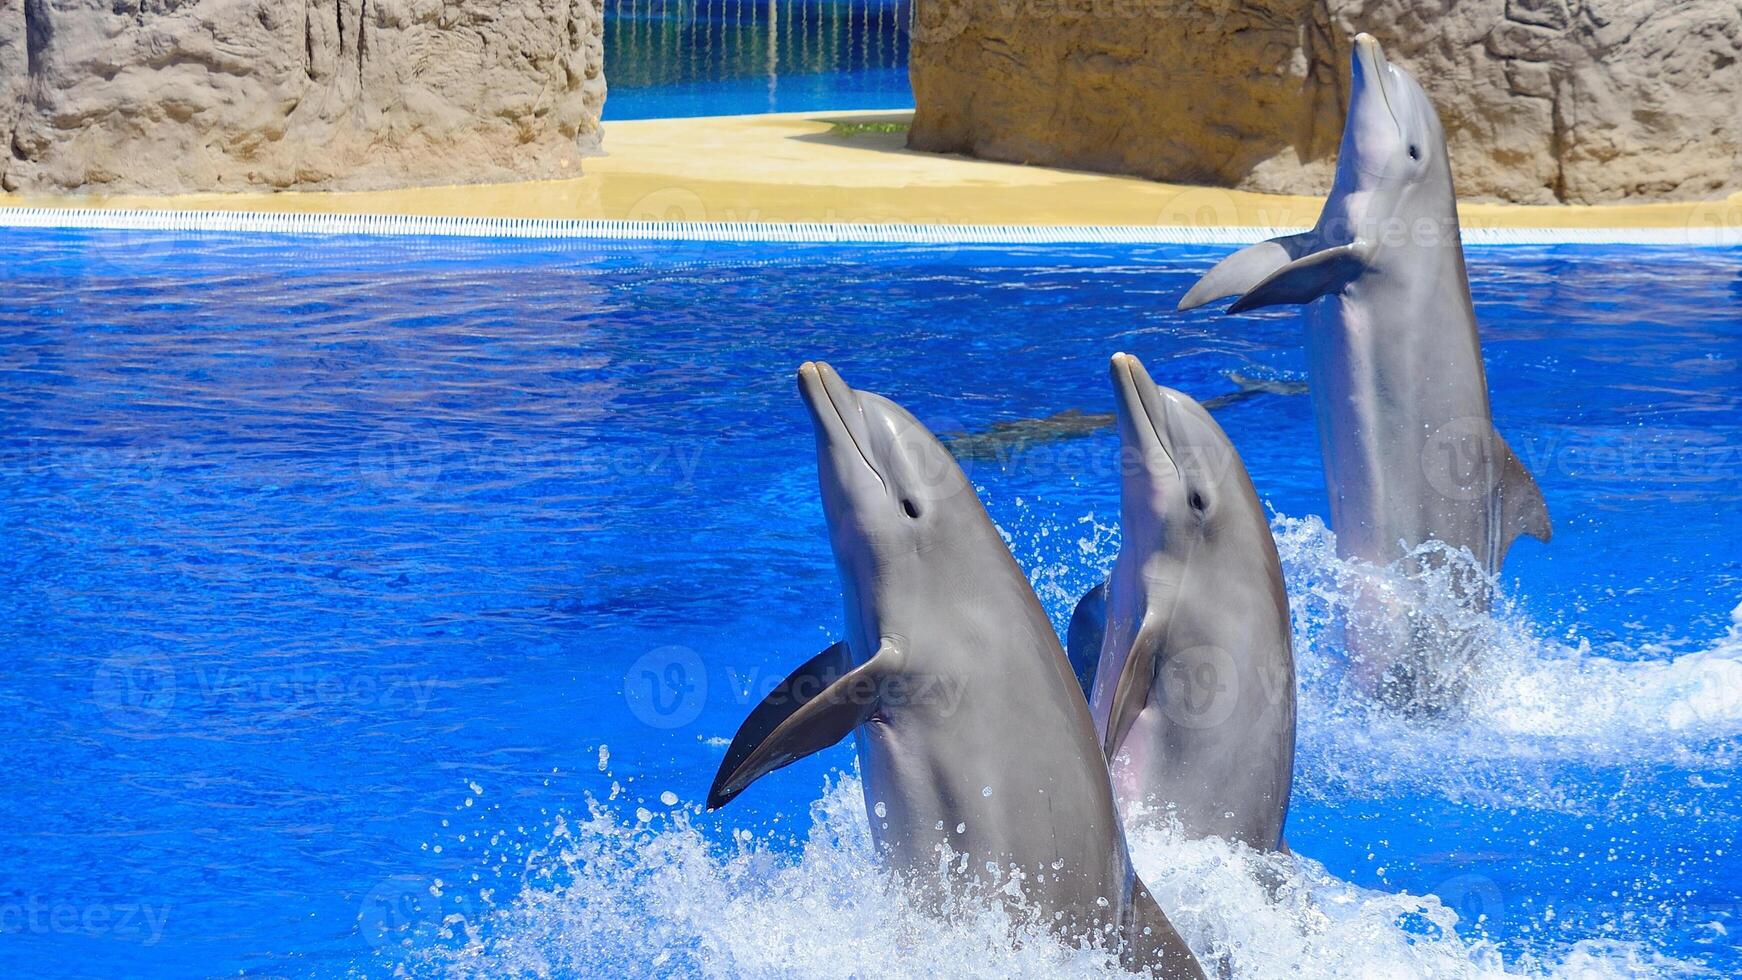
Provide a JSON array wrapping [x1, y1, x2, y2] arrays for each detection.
[[907, 0, 1742, 205], [0, 0, 606, 194]]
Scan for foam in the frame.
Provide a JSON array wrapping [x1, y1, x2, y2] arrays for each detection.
[[389, 779, 1691, 979], [379, 510, 1733, 977], [1265, 515, 1742, 802]]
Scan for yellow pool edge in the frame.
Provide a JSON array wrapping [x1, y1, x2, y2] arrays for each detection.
[[2, 110, 1739, 236]]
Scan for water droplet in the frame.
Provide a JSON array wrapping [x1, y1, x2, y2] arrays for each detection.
[[955, 822, 966, 834], [873, 801, 887, 818], [981, 786, 993, 797], [660, 791, 679, 806]]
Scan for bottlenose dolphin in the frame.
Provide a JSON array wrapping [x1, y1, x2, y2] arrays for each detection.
[[941, 372, 1308, 464], [708, 363, 1204, 978], [1067, 354, 1295, 851], [1178, 34, 1551, 711]]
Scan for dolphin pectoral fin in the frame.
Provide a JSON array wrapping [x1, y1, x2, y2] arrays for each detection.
[[1065, 580, 1109, 700], [706, 641, 894, 809], [1102, 631, 1158, 762], [1122, 875, 1206, 979], [1178, 232, 1319, 311], [1226, 242, 1367, 314], [1492, 434, 1552, 562]]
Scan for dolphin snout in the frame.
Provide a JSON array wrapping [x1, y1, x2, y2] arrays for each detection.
[[1110, 353, 1180, 465], [797, 360, 886, 486], [1351, 32, 1389, 88], [1353, 32, 1384, 70], [797, 360, 851, 423]]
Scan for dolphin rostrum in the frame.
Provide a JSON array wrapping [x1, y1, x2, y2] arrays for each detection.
[[1068, 354, 1295, 852], [708, 362, 1204, 978], [1178, 33, 1551, 712]]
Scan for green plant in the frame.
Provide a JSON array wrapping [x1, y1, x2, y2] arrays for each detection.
[[828, 121, 911, 138]]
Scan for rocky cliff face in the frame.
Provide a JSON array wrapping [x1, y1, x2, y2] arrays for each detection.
[[908, 0, 1742, 205], [0, 0, 606, 194]]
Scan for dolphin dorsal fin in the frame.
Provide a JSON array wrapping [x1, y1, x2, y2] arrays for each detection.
[[1492, 434, 1552, 565], [706, 640, 898, 809], [1227, 243, 1368, 314], [1178, 232, 1320, 311], [1065, 579, 1109, 700]]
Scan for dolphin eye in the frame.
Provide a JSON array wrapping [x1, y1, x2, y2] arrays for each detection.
[[1189, 491, 1206, 513], [1408, 145, 1421, 161], [901, 499, 920, 519]]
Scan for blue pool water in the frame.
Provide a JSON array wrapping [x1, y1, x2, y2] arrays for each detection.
[[2, 228, 1739, 977], [603, 0, 913, 119]]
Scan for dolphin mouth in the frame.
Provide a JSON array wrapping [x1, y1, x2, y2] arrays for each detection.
[[798, 361, 886, 491], [1110, 353, 1180, 481], [1354, 33, 1402, 138]]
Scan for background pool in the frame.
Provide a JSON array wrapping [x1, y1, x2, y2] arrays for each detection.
[[2, 229, 1739, 977], [603, 0, 912, 118]]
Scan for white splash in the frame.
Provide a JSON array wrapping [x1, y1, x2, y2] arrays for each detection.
[[378, 507, 1732, 978], [388, 779, 1691, 979], [1264, 514, 1742, 790]]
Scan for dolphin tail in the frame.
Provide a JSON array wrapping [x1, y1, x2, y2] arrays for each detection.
[[1122, 875, 1207, 979], [1492, 433, 1552, 565], [1177, 232, 1320, 311], [706, 640, 897, 809], [1065, 579, 1108, 700]]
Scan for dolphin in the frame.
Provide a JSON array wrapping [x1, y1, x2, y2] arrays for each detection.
[[1067, 354, 1295, 852], [1177, 33, 1551, 712], [940, 372, 1308, 464], [708, 362, 1204, 978]]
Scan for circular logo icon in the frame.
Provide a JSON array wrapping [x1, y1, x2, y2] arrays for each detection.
[[357, 875, 445, 950], [902, 1, 971, 44], [1160, 645, 1240, 730], [624, 646, 708, 729], [93, 650, 177, 729], [1435, 874, 1505, 931], [1155, 187, 1242, 230], [1686, 198, 1742, 247], [1421, 417, 1497, 503], [891, 413, 976, 508], [625, 187, 708, 224], [356, 427, 447, 497]]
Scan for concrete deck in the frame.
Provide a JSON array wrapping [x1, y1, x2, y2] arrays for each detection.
[[2, 110, 1739, 233]]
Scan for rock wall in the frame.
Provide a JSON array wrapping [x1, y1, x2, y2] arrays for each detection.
[[0, 0, 606, 194], [907, 0, 1742, 205]]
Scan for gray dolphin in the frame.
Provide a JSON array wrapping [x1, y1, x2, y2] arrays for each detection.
[[1177, 33, 1551, 712], [1067, 354, 1295, 852], [708, 362, 1204, 978], [941, 372, 1308, 464]]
